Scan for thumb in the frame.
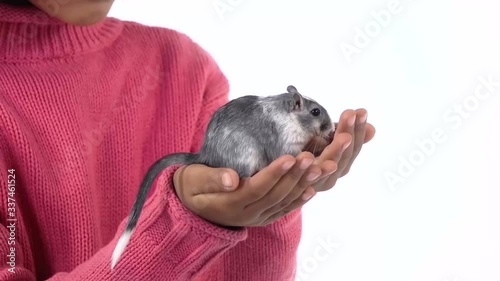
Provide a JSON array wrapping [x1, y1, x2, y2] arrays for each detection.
[[207, 167, 240, 193], [183, 164, 240, 195], [189, 166, 239, 212]]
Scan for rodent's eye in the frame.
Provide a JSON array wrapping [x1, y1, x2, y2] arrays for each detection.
[[310, 108, 320, 116]]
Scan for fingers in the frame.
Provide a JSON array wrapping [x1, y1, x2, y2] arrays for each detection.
[[351, 109, 367, 159], [232, 154, 297, 205], [364, 123, 376, 143], [341, 109, 367, 176], [261, 187, 317, 225], [262, 158, 336, 216], [311, 131, 351, 191], [333, 110, 356, 175], [316, 132, 351, 164], [313, 109, 366, 190], [246, 152, 317, 214]]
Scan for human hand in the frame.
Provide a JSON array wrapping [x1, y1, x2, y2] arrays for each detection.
[[172, 151, 335, 227], [256, 109, 376, 223], [313, 108, 376, 192]]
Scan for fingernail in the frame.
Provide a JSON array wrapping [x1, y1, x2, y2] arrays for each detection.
[[282, 161, 295, 171], [302, 191, 315, 201], [300, 158, 313, 169], [358, 113, 367, 124], [342, 140, 351, 150], [325, 169, 336, 176], [348, 115, 356, 126], [306, 172, 320, 181], [222, 172, 232, 189]]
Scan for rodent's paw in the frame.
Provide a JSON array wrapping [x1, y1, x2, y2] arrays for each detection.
[[303, 137, 329, 157]]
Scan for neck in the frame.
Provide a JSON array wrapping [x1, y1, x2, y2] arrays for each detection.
[[0, 3, 123, 62]]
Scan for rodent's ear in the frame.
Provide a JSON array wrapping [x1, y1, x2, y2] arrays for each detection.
[[285, 85, 303, 111], [291, 93, 304, 111], [287, 85, 298, 93]]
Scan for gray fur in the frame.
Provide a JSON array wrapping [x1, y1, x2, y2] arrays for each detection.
[[111, 85, 334, 269]]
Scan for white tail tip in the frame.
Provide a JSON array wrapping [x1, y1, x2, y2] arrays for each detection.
[[111, 229, 132, 270]]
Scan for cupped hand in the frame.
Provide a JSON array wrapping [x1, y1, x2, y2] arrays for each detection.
[[256, 109, 376, 223], [313, 108, 376, 191], [172, 151, 335, 227]]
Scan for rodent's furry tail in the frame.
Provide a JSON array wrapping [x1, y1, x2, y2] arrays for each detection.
[[111, 153, 197, 269]]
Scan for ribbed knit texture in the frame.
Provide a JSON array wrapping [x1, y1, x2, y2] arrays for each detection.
[[0, 3, 302, 281]]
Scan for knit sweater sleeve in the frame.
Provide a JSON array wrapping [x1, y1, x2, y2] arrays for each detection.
[[0, 48, 248, 281], [0, 152, 247, 280], [0, 165, 247, 280]]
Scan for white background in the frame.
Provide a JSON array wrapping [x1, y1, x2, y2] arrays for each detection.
[[109, 1, 500, 280]]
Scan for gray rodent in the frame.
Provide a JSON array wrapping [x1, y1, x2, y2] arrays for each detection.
[[110, 85, 335, 269]]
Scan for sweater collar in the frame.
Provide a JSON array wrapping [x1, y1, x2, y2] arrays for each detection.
[[0, 3, 123, 62]]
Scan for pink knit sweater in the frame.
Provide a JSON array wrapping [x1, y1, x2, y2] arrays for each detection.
[[0, 4, 301, 281]]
